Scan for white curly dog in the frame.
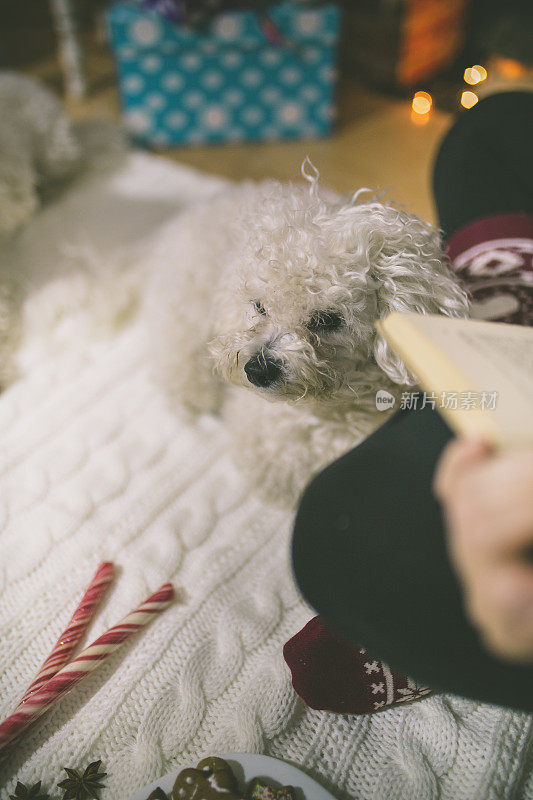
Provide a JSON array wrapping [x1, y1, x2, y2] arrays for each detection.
[[146, 163, 469, 505], [0, 72, 127, 385], [0, 73, 467, 505], [0, 72, 81, 238], [0, 73, 82, 383]]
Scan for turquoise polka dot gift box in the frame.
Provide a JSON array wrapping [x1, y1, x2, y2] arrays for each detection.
[[106, 1, 341, 145]]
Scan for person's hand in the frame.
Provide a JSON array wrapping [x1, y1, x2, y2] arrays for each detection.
[[434, 439, 533, 662]]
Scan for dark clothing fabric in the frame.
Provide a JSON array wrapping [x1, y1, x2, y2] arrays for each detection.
[[433, 91, 533, 243], [291, 91, 533, 712], [292, 404, 533, 712]]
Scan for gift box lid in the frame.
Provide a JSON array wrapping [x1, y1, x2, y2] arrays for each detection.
[[108, 1, 340, 52]]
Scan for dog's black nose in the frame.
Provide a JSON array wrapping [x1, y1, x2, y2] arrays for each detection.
[[244, 354, 283, 388]]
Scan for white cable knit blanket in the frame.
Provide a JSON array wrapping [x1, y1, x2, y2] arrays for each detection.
[[0, 152, 532, 800]]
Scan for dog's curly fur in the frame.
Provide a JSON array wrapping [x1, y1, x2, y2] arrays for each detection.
[[146, 167, 469, 504]]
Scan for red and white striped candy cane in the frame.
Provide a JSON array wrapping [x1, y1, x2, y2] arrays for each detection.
[[0, 582, 174, 752], [18, 562, 115, 705]]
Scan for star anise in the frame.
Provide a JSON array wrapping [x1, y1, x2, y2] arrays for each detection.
[[57, 760, 107, 800], [9, 781, 50, 800]]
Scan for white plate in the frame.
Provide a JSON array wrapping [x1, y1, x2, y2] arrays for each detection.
[[128, 753, 339, 800]]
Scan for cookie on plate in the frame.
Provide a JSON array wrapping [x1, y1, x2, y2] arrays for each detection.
[[171, 756, 242, 799], [246, 779, 297, 800]]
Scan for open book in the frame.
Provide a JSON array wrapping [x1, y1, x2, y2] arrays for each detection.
[[375, 313, 533, 447]]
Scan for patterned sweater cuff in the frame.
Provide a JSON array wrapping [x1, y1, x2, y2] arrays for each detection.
[[445, 213, 533, 326]]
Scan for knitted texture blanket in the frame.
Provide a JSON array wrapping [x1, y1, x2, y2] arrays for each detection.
[[0, 152, 532, 800]]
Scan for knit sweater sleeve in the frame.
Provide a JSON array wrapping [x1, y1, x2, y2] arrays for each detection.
[[446, 212, 533, 326]]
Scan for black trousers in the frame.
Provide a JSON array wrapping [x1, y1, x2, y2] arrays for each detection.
[[433, 91, 533, 239], [291, 92, 533, 712]]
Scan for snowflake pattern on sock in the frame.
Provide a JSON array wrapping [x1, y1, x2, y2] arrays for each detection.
[[283, 618, 432, 715]]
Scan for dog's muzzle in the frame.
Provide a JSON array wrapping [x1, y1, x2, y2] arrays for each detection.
[[244, 353, 283, 388]]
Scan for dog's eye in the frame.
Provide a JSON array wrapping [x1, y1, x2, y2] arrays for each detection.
[[308, 311, 343, 332], [253, 300, 267, 315]]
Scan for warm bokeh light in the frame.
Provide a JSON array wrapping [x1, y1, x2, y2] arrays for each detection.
[[461, 90, 479, 109], [493, 57, 528, 79], [411, 91, 432, 115], [410, 109, 430, 126], [464, 65, 488, 85]]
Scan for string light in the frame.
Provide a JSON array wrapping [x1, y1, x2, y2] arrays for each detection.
[[461, 90, 479, 109], [411, 91, 432, 115], [463, 65, 487, 85], [494, 57, 528, 79]]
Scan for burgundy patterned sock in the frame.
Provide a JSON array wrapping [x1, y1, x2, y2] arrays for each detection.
[[283, 617, 432, 714]]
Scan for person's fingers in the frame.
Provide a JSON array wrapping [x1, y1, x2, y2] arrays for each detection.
[[433, 437, 492, 500], [453, 451, 533, 555], [467, 561, 533, 623], [480, 500, 533, 555], [467, 561, 533, 662], [435, 444, 533, 662], [479, 613, 533, 662]]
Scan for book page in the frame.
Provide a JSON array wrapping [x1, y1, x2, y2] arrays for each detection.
[[402, 315, 533, 400], [377, 314, 533, 447]]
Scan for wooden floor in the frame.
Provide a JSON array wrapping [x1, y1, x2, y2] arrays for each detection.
[[27, 33, 453, 225]]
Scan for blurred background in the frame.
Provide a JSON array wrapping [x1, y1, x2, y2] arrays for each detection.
[[2, 0, 532, 223]]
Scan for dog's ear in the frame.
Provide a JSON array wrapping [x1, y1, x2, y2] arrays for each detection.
[[359, 204, 469, 384]]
